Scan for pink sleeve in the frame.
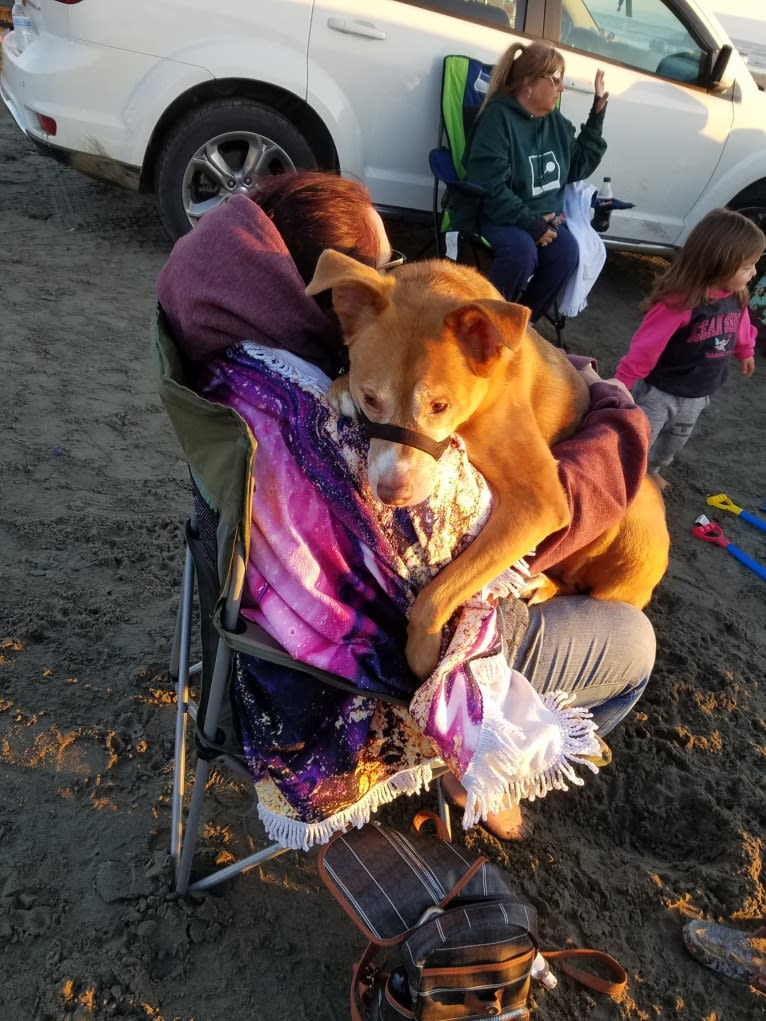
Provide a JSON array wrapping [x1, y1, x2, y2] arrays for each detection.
[[533, 376, 651, 573], [734, 307, 757, 360], [614, 303, 691, 389]]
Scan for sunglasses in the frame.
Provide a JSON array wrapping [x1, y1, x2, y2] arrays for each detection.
[[540, 73, 564, 86], [377, 249, 407, 272]]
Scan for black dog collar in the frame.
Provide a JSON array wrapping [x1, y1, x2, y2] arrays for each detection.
[[357, 408, 451, 461]]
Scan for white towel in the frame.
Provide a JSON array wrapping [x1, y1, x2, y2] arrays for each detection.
[[558, 181, 607, 318]]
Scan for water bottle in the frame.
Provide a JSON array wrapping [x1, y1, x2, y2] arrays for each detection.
[[592, 176, 614, 232], [12, 0, 33, 53], [530, 952, 558, 990], [598, 176, 613, 204]]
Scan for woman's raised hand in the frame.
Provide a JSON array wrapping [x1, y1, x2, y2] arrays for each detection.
[[594, 68, 609, 113]]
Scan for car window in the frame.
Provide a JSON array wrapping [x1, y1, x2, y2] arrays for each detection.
[[560, 0, 702, 84], [403, 0, 524, 33]]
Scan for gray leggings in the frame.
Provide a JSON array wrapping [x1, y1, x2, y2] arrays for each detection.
[[504, 595, 656, 736], [632, 380, 710, 473]]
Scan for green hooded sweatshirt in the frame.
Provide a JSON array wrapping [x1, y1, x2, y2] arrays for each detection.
[[451, 94, 607, 240]]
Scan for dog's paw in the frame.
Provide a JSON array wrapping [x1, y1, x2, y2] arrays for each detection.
[[327, 376, 358, 419], [405, 628, 442, 680], [522, 573, 567, 605]]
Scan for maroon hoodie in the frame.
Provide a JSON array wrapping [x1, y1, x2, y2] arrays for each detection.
[[536, 365, 650, 572], [156, 194, 343, 378]]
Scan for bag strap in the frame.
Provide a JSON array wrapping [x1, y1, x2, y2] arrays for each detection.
[[350, 942, 390, 1021], [440, 855, 491, 908], [412, 808, 451, 842], [542, 948, 628, 1000]]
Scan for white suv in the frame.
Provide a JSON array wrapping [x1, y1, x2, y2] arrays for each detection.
[[3, 0, 766, 249]]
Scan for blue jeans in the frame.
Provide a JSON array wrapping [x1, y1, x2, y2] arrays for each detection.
[[506, 596, 656, 736], [480, 221, 579, 322]]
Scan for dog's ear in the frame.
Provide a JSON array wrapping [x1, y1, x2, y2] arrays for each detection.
[[305, 249, 392, 339], [479, 299, 531, 351], [445, 299, 530, 373]]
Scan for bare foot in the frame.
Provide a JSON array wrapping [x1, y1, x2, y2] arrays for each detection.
[[441, 773, 532, 841], [650, 471, 670, 493]]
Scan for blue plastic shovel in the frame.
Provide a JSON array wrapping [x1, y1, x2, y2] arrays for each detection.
[[692, 514, 766, 583], [707, 492, 766, 534]]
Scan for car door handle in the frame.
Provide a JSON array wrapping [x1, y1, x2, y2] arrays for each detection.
[[327, 17, 386, 40], [565, 78, 596, 95]]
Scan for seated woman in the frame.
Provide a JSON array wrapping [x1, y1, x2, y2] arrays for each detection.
[[157, 171, 654, 847], [449, 40, 609, 322]]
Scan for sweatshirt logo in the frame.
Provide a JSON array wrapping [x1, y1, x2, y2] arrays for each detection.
[[529, 151, 562, 196]]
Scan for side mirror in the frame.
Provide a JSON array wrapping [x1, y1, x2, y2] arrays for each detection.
[[709, 45, 732, 87]]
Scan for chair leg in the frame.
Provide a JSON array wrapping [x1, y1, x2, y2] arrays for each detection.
[[175, 756, 213, 895], [436, 777, 453, 841], [554, 303, 566, 348], [168, 544, 194, 681], [188, 842, 291, 893], [174, 639, 236, 893], [170, 546, 195, 867], [545, 301, 566, 349]]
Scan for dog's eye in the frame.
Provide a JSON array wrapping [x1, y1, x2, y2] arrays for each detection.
[[431, 401, 448, 415], [362, 393, 380, 412]]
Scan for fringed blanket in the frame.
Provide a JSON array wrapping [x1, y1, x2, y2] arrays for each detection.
[[202, 344, 600, 850]]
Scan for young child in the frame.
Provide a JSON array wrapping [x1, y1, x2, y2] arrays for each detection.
[[615, 208, 764, 490]]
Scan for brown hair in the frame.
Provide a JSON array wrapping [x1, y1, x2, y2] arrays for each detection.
[[643, 207, 765, 311], [251, 171, 381, 285], [483, 40, 564, 109]]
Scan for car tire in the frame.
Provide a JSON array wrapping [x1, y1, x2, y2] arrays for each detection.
[[155, 98, 318, 240], [730, 197, 766, 279]]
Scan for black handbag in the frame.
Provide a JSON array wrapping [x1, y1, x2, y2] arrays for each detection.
[[319, 812, 627, 1021]]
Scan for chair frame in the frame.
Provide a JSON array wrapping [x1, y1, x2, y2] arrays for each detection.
[[154, 310, 451, 895]]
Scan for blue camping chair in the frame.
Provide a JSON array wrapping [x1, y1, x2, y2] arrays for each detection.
[[429, 54, 632, 347]]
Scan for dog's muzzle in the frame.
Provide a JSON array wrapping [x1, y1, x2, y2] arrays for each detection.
[[357, 409, 451, 461]]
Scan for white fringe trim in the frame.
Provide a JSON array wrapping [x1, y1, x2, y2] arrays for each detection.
[[459, 690, 601, 829], [256, 761, 438, 851], [239, 342, 332, 399], [481, 558, 533, 601], [557, 298, 589, 318]]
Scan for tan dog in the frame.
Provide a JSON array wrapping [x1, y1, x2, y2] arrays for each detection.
[[307, 252, 669, 679]]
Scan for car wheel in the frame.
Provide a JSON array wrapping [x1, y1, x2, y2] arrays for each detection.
[[155, 98, 317, 240], [729, 197, 766, 278]]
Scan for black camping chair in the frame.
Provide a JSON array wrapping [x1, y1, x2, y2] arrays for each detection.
[[152, 308, 451, 894]]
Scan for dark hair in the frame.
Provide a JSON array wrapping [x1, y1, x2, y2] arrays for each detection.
[[483, 40, 564, 108], [251, 171, 381, 285], [643, 208, 765, 311]]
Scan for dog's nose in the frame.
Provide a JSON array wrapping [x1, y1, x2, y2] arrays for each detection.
[[376, 483, 413, 506]]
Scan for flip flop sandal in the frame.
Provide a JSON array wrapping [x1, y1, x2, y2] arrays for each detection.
[[683, 920, 766, 990], [578, 735, 612, 769]]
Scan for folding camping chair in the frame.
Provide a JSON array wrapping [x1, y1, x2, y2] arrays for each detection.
[[428, 54, 567, 346], [152, 308, 451, 895], [429, 54, 628, 348]]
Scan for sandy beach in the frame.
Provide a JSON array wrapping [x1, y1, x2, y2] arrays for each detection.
[[0, 90, 764, 1021]]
